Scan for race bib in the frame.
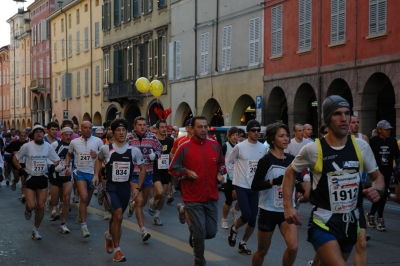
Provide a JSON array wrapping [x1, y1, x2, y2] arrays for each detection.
[[328, 172, 360, 213], [157, 154, 169, 169], [58, 159, 67, 177], [77, 153, 92, 166], [112, 161, 130, 182], [273, 185, 295, 208], [247, 160, 258, 180], [32, 159, 47, 176]]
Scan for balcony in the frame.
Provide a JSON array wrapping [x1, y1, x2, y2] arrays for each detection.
[[30, 78, 50, 94], [104, 80, 145, 105]]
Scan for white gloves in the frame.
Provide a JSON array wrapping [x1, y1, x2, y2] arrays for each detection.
[[149, 149, 156, 161], [55, 164, 65, 173], [303, 174, 311, 182]]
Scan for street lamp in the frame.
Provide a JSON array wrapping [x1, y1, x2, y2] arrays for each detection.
[[13, 0, 27, 12]]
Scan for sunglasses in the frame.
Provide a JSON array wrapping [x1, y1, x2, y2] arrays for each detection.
[[249, 128, 261, 133]]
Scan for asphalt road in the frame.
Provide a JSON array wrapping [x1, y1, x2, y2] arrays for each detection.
[[1, 181, 400, 266]]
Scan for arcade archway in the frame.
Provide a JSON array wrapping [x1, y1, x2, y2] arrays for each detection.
[[203, 98, 224, 126], [124, 104, 141, 131], [293, 83, 317, 136], [265, 87, 288, 125], [327, 78, 353, 113], [93, 112, 102, 126], [174, 102, 193, 127], [231, 94, 256, 126]]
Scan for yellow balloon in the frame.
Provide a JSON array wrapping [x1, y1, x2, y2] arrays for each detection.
[[136, 77, 150, 93], [150, 80, 164, 98]]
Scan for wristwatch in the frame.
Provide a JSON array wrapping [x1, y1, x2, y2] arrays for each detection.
[[136, 187, 142, 192], [376, 189, 384, 197]]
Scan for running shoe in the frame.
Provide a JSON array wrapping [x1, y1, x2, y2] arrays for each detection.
[[230, 208, 240, 223], [376, 218, 386, 231], [113, 250, 126, 262], [141, 231, 151, 242], [103, 211, 111, 220], [127, 201, 135, 218], [228, 225, 238, 247], [153, 217, 163, 226], [25, 210, 32, 220], [32, 229, 42, 240], [221, 219, 228, 229], [104, 231, 114, 254], [72, 195, 80, 203], [60, 224, 70, 234], [177, 203, 186, 224], [50, 212, 60, 221], [238, 242, 251, 255], [148, 198, 156, 216], [81, 226, 90, 238], [11, 180, 16, 191], [308, 261, 314, 266], [365, 213, 376, 228], [76, 215, 82, 224], [167, 195, 174, 204], [366, 234, 371, 241]]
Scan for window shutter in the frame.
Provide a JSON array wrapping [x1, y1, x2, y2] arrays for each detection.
[[121, 0, 124, 23], [127, 0, 131, 21], [54, 42, 57, 62], [175, 40, 181, 79], [62, 38, 65, 59], [249, 18, 259, 65], [85, 68, 89, 95], [133, 0, 139, 17], [222, 25, 232, 70], [69, 35, 72, 57], [114, 50, 119, 82], [369, 0, 386, 35], [200, 32, 209, 75], [76, 31, 80, 54], [114, 0, 120, 26], [168, 42, 175, 80], [331, 0, 346, 43], [107, 2, 111, 29], [77, 71, 81, 97], [271, 6, 282, 56], [85, 27, 89, 51], [95, 23, 99, 47], [299, 0, 312, 50], [102, 4, 105, 30], [96, 66, 100, 93]]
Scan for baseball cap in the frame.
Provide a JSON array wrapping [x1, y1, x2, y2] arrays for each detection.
[[28, 125, 45, 139], [185, 119, 192, 127], [61, 127, 73, 134], [377, 120, 392, 129]]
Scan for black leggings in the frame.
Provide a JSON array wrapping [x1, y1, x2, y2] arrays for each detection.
[[369, 174, 390, 218]]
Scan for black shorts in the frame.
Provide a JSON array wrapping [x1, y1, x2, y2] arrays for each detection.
[[105, 182, 131, 213], [223, 179, 234, 205], [49, 176, 73, 188], [25, 176, 48, 191], [358, 207, 366, 229], [5, 156, 18, 170], [258, 209, 286, 232], [153, 171, 171, 185]]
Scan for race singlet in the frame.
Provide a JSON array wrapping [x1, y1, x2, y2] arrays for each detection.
[[328, 172, 360, 213]]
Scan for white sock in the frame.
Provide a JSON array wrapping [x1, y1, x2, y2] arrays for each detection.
[[113, 247, 121, 255], [155, 210, 160, 217], [81, 222, 87, 228], [140, 227, 146, 233], [106, 232, 112, 239]]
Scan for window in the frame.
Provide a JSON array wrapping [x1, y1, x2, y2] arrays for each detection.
[[96, 0, 99, 6], [175, 40, 181, 79], [113, 49, 124, 82], [161, 36, 166, 76], [133, 0, 140, 18], [95, 23, 100, 48], [69, 35, 73, 57], [69, 14, 72, 29], [121, 0, 125, 22], [16, 88, 20, 108], [85, 4, 88, 12], [84, 27, 89, 51], [26, 87, 30, 107], [114, 0, 120, 26], [299, 0, 312, 50], [85, 68, 89, 96], [46, 55, 49, 78], [76, 9, 80, 24], [142, 0, 152, 14], [53, 42, 57, 62], [76, 31, 81, 54], [61, 38, 65, 59], [102, 1, 112, 30], [76, 71, 81, 97], [27, 57, 30, 74], [158, 0, 166, 8], [121, 0, 131, 22], [54, 78, 58, 101], [104, 53, 109, 84], [95, 66, 100, 94], [271, 5, 283, 57], [331, 0, 346, 44], [222, 25, 232, 70], [133, 44, 141, 80], [369, 0, 386, 35], [33, 61, 36, 78], [54, 23, 56, 37], [200, 32, 209, 75], [61, 18, 64, 33], [147, 40, 153, 78], [32, 25, 36, 46]]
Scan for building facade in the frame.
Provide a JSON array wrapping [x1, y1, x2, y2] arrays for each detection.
[[0, 46, 11, 129], [170, 0, 265, 127], [263, 0, 400, 137], [101, 0, 171, 130], [7, 9, 32, 130], [48, 0, 104, 126], [28, 0, 59, 126]]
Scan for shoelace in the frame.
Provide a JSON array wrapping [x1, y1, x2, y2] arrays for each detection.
[[342, 212, 355, 237]]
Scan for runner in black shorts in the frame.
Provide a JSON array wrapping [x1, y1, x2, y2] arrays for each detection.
[[148, 120, 174, 226], [5, 130, 28, 192], [93, 118, 145, 262], [14, 125, 60, 240]]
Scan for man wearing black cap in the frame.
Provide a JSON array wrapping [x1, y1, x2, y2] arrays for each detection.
[[13, 125, 60, 240], [366, 120, 400, 231], [93, 118, 145, 262], [283, 95, 385, 266], [225, 119, 268, 255]]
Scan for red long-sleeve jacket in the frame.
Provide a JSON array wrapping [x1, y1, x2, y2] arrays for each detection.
[[169, 136, 226, 203]]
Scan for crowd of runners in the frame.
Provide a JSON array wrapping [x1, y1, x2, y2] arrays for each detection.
[[1, 95, 400, 265]]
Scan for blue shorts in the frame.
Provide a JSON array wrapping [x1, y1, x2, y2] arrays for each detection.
[[131, 174, 153, 188], [75, 170, 94, 190], [308, 224, 354, 254], [104, 182, 131, 213]]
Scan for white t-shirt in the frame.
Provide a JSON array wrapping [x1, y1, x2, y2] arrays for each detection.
[[284, 137, 312, 157], [291, 138, 378, 190], [68, 136, 103, 174], [16, 142, 60, 177], [226, 139, 268, 189], [97, 142, 144, 165]]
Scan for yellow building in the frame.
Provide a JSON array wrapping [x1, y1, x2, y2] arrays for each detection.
[[48, 0, 103, 126], [7, 9, 32, 129], [102, 0, 171, 130]]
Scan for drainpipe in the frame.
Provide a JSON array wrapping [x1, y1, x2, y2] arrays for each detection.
[[354, 0, 358, 114], [12, 19, 16, 127], [194, 0, 198, 115], [60, 6, 68, 118], [89, 0, 93, 121], [215, 0, 219, 73], [317, 0, 322, 131]]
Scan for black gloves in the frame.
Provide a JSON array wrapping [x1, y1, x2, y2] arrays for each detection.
[[48, 164, 56, 174], [19, 168, 28, 177], [272, 175, 284, 186]]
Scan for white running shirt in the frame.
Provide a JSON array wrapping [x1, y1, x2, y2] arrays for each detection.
[[68, 136, 103, 174]]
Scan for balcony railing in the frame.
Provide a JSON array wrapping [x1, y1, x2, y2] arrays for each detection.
[[30, 78, 50, 93]]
